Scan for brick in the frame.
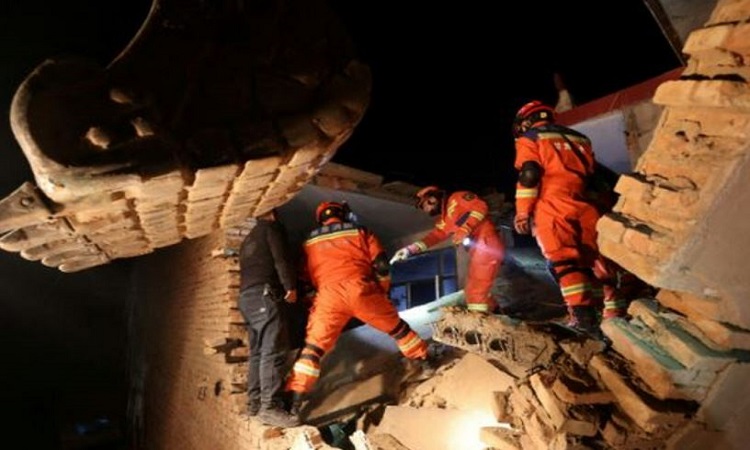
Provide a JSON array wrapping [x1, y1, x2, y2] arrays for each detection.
[[491, 391, 511, 422], [589, 354, 690, 433], [529, 373, 567, 429], [685, 47, 741, 67], [684, 60, 750, 81], [724, 21, 750, 56], [530, 374, 598, 437], [657, 289, 745, 330], [602, 412, 666, 450], [683, 23, 733, 55], [478, 427, 521, 450], [656, 289, 750, 351], [709, 0, 750, 24], [654, 79, 750, 111], [614, 173, 651, 198], [622, 228, 673, 261], [662, 107, 750, 140], [629, 299, 737, 373], [602, 318, 710, 401], [598, 238, 660, 286], [551, 376, 613, 405], [558, 338, 606, 368]]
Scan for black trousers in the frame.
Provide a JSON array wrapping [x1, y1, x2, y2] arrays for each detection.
[[238, 284, 290, 409]]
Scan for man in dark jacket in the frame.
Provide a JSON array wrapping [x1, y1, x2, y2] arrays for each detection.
[[238, 209, 300, 427]]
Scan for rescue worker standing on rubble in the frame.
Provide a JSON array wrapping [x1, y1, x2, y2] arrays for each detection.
[[237, 209, 301, 427], [511, 100, 627, 333], [285, 201, 429, 408], [391, 186, 505, 314]]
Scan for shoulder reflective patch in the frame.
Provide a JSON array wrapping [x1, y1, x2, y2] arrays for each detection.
[[305, 228, 360, 246]]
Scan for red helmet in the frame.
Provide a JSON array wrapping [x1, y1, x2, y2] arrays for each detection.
[[315, 201, 351, 225], [415, 186, 445, 216], [512, 100, 555, 137]]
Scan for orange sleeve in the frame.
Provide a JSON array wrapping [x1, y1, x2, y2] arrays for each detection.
[[514, 137, 540, 216], [451, 194, 489, 244], [415, 219, 450, 251]]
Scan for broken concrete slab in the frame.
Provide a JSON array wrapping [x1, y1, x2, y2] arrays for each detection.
[[376, 406, 500, 450], [431, 307, 558, 379], [406, 353, 514, 415]]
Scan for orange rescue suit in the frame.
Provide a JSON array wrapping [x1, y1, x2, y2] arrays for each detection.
[[514, 124, 603, 309], [413, 191, 505, 312], [285, 220, 427, 394]]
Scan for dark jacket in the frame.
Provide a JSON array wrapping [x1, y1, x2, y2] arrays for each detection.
[[239, 219, 297, 293]]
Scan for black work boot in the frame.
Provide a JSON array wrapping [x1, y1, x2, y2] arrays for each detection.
[[247, 400, 260, 417], [566, 305, 602, 338], [289, 392, 303, 417], [404, 355, 437, 381], [258, 405, 301, 428]]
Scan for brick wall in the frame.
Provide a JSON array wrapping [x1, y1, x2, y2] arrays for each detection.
[[128, 224, 325, 450]]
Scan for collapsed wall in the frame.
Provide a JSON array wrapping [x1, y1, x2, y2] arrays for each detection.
[[595, 0, 750, 446]]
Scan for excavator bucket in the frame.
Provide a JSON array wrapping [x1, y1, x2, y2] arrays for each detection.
[[0, 0, 371, 272]]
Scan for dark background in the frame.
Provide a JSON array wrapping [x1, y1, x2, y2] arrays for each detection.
[[329, 1, 681, 193], [0, 1, 680, 448]]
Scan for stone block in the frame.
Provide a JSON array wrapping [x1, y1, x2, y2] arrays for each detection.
[[558, 338, 606, 368], [551, 375, 613, 405], [683, 23, 733, 55], [602, 412, 666, 450], [654, 79, 750, 111], [602, 318, 709, 401], [622, 227, 673, 261], [663, 107, 750, 140], [629, 299, 737, 373], [709, 0, 750, 24], [478, 427, 521, 450], [589, 354, 689, 433]]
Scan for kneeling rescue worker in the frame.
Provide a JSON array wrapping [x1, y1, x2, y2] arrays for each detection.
[[285, 201, 429, 409]]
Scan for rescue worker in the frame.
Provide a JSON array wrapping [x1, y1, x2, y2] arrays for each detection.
[[391, 187, 505, 313], [285, 201, 429, 406], [511, 100, 628, 333]]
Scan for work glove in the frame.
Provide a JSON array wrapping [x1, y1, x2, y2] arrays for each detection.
[[390, 243, 420, 264], [514, 213, 531, 235]]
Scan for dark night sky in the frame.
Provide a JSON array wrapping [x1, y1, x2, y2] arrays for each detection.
[[328, 1, 681, 194]]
